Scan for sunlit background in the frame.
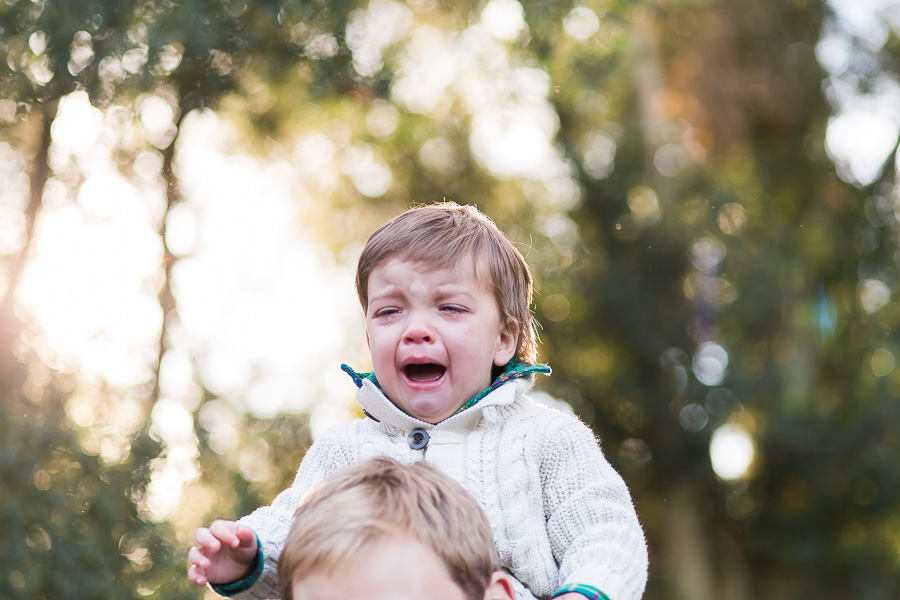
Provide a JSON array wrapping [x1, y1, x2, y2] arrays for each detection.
[[3, 0, 900, 598], [11, 0, 894, 504]]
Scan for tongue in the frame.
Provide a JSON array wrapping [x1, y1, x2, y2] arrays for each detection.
[[405, 363, 446, 382]]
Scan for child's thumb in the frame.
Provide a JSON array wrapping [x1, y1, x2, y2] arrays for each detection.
[[235, 525, 258, 548]]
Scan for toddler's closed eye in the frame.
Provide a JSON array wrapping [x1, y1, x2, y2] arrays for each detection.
[[440, 305, 467, 314]]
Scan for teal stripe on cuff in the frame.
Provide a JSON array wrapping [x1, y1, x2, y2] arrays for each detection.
[[550, 583, 611, 600], [209, 537, 264, 597]]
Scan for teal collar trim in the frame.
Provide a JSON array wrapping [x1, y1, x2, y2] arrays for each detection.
[[452, 359, 551, 414], [342, 363, 380, 389], [340, 359, 551, 416], [551, 584, 610, 600]]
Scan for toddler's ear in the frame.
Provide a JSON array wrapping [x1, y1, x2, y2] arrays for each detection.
[[482, 572, 515, 600], [493, 319, 519, 366]]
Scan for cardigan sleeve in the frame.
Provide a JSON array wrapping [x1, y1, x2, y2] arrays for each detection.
[[218, 425, 359, 600], [538, 415, 648, 600]]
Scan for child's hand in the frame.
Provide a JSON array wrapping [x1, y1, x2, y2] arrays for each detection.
[[188, 520, 259, 587]]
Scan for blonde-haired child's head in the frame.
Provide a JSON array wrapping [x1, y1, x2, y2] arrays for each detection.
[[278, 458, 513, 600]]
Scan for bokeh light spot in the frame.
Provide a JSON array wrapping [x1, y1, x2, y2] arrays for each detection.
[[653, 143, 687, 177], [690, 236, 726, 272], [33, 470, 51, 491], [51, 91, 102, 155], [343, 142, 392, 197], [710, 424, 755, 480], [693, 341, 729, 386], [679, 403, 709, 432], [627, 185, 661, 226], [871, 348, 895, 377], [481, 0, 527, 40], [542, 293, 571, 322], [858, 278, 891, 313], [580, 131, 617, 179], [619, 438, 652, 467], [418, 137, 460, 175], [367, 100, 400, 137], [717, 203, 747, 235], [164, 202, 199, 257], [826, 108, 900, 187], [564, 7, 600, 41]]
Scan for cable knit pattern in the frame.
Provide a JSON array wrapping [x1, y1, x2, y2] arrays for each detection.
[[228, 375, 648, 600]]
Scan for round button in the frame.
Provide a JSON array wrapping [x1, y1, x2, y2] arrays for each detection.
[[407, 428, 430, 450]]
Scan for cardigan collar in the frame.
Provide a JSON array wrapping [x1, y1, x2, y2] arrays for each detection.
[[341, 360, 551, 432]]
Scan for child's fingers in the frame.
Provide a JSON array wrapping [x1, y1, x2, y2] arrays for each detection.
[[193, 527, 222, 552], [188, 545, 213, 570], [208, 519, 241, 548], [187, 563, 208, 586], [234, 524, 258, 549]]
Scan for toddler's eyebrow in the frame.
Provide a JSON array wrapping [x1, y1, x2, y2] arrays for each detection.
[[368, 283, 476, 303], [368, 288, 400, 301], [432, 284, 475, 299]]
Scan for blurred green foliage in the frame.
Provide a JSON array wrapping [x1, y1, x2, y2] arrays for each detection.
[[0, 361, 191, 598], [2, 0, 900, 599]]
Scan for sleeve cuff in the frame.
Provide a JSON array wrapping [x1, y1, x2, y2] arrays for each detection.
[[209, 537, 265, 597], [551, 583, 611, 600]]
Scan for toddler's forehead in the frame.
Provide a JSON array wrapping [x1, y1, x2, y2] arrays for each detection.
[[378, 252, 493, 286]]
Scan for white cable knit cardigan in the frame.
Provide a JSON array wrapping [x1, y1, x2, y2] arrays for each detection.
[[230, 373, 648, 600]]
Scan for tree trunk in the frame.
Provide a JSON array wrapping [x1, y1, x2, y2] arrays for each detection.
[[663, 482, 754, 600], [663, 483, 718, 600], [0, 100, 58, 379], [151, 108, 187, 405]]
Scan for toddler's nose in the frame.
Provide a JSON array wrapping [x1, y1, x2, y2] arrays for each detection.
[[403, 315, 434, 344]]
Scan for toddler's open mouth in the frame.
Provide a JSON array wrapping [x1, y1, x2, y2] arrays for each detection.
[[403, 363, 446, 382]]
